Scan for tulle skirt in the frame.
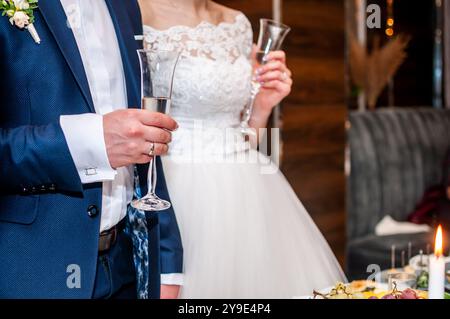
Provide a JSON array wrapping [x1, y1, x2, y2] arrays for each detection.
[[162, 150, 346, 299]]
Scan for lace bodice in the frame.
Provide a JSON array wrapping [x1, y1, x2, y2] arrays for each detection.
[[143, 13, 253, 158]]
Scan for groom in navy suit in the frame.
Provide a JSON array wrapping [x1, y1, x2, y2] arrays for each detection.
[[0, 0, 183, 298]]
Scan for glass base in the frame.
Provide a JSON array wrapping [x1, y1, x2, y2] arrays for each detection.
[[131, 195, 171, 212]]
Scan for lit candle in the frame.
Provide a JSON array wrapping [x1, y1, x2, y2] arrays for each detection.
[[428, 225, 445, 299]]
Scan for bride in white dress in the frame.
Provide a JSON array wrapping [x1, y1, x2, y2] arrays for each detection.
[[139, 0, 346, 298]]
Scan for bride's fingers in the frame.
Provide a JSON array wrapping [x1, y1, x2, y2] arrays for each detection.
[[285, 68, 292, 78], [261, 79, 293, 94], [251, 44, 258, 63], [265, 51, 286, 64], [257, 70, 288, 83], [256, 60, 288, 76]]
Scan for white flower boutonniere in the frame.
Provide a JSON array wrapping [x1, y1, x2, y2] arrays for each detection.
[[1, 0, 40, 44]]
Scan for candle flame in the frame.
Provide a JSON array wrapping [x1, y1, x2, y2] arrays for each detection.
[[434, 225, 443, 257]]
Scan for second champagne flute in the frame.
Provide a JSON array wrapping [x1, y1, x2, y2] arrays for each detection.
[[240, 19, 291, 135], [131, 49, 180, 212]]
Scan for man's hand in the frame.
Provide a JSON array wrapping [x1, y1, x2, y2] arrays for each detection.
[[161, 284, 180, 299], [103, 109, 178, 169]]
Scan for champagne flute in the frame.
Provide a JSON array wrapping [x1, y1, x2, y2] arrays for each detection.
[[240, 19, 291, 135], [131, 49, 180, 212]]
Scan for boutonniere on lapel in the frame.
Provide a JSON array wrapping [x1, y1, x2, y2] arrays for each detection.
[[0, 0, 41, 44]]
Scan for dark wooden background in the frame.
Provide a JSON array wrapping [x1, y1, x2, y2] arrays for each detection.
[[217, 0, 347, 265], [347, 0, 435, 110], [369, 0, 434, 108]]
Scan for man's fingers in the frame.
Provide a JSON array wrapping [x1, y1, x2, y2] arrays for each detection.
[[139, 110, 178, 131], [135, 154, 152, 164], [134, 142, 169, 163], [104, 109, 177, 169], [141, 125, 172, 144], [140, 141, 169, 156]]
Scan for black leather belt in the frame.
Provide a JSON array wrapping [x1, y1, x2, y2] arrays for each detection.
[[98, 218, 126, 253]]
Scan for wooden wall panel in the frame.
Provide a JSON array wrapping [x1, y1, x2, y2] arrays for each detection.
[[217, 0, 347, 265], [282, 104, 347, 265], [283, 0, 346, 106], [216, 0, 272, 30]]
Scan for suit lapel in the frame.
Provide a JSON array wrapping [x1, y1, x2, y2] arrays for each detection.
[[38, 0, 95, 113], [105, 0, 141, 109]]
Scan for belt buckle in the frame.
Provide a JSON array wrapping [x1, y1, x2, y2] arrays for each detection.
[[98, 226, 118, 253]]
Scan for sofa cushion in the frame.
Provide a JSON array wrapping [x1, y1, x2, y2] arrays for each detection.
[[347, 108, 450, 240]]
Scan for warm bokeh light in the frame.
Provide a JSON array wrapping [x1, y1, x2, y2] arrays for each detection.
[[385, 28, 394, 37], [387, 18, 394, 27], [434, 225, 443, 257]]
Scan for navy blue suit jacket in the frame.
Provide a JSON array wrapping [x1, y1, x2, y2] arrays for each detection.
[[0, 0, 183, 298]]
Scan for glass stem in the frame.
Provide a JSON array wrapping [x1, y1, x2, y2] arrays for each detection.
[[147, 157, 158, 196], [242, 81, 261, 125]]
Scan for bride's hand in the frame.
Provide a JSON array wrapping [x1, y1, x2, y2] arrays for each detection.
[[252, 48, 293, 115]]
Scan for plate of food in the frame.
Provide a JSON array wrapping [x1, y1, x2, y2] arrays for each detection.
[[379, 267, 416, 283], [415, 264, 450, 291], [298, 281, 428, 299]]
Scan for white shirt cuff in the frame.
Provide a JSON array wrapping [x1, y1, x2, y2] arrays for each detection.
[[161, 273, 184, 286], [60, 114, 117, 184]]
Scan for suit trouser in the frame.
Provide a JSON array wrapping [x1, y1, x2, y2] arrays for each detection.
[[91, 229, 137, 299]]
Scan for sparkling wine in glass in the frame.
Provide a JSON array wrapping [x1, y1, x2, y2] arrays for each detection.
[[255, 50, 268, 66], [142, 97, 172, 114], [132, 50, 180, 212], [240, 19, 291, 135]]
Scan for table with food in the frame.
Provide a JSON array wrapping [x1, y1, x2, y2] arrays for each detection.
[[306, 225, 450, 299]]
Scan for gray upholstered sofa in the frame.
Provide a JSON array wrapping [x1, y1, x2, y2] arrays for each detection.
[[346, 108, 450, 280]]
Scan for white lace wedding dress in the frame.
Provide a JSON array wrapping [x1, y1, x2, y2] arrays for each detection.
[[144, 13, 346, 299]]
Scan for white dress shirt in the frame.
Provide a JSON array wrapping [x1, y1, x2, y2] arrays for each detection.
[[59, 0, 182, 285]]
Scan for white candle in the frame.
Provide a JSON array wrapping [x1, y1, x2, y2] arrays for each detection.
[[428, 225, 445, 299], [272, 0, 282, 22]]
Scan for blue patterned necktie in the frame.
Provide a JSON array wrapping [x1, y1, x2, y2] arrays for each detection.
[[125, 166, 150, 299]]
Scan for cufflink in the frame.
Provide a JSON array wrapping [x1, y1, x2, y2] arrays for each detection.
[[85, 168, 98, 176]]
